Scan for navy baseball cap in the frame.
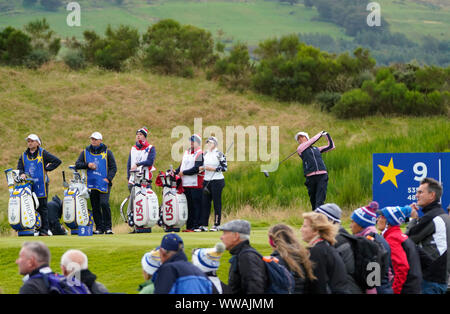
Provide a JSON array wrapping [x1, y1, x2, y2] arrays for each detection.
[[160, 233, 184, 251]]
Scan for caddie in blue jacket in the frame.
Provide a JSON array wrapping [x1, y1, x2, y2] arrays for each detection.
[[75, 132, 117, 235], [153, 233, 212, 294], [18, 134, 61, 236]]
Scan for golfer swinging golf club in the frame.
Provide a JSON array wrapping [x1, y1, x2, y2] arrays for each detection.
[[295, 130, 335, 211]]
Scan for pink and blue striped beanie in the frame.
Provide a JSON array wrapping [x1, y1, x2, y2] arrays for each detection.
[[351, 201, 379, 228]]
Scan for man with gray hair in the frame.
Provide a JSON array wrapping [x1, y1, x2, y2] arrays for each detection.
[[16, 241, 53, 294], [406, 177, 450, 294], [60, 249, 108, 294], [220, 219, 268, 294]]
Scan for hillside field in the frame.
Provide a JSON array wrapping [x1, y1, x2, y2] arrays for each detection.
[[0, 0, 448, 48]]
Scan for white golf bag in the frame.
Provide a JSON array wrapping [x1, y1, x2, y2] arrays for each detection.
[[62, 166, 93, 235], [120, 166, 159, 232], [156, 169, 188, 232], [4, 168, 41, 236]]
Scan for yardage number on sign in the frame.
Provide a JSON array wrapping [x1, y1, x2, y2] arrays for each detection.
[[373, 153, 449, 212]]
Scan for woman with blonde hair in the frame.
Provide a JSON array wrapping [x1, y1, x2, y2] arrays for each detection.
[[268, 224, 317, 294], [300, 212, 350, 294]]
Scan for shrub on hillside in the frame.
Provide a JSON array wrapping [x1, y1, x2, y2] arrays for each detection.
[[24, 18, 61, 64], [0, 27, 32, 65], [371, 73, 408, 114], [333, 65, 449, 118], [415, 65, 447, 93], [63, 49, 86, 70], [142, 19, 215, 77], [425, 90, 448, 115], [82, 25, 140, 71], [207, 42, 254, 92], [24, 48, 50, 69], [389, 63, 419, 91], [332, 88, 371, 118], [252, 34, 340, 102], [315, 91, 341, 112]]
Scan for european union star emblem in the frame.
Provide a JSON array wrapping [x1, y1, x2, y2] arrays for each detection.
[[378, 157, 404, 188]]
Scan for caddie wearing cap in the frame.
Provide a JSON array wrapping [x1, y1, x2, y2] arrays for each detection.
[[17, 134, 62, 236], [75, 132, 117, 234], [295, 130, 335, 211]]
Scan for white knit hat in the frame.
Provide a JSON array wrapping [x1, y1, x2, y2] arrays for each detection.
[[191, 243, 225, 273], [141, 248, 161, 276]]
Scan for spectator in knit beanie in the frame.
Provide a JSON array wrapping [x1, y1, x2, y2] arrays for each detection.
[[350, 201, 394, 294]]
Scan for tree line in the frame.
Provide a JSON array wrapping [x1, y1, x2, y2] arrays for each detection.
[[301, 0, 449, 67], [0, 18, 448, 119]]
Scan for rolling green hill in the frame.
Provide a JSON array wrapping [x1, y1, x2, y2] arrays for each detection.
[[0, 0, 448, 47]]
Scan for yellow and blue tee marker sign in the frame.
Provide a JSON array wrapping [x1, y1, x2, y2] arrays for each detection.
[[373, 153, 449, 214]]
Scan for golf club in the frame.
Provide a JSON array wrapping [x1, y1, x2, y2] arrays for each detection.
[[262, 150, 298, 178], [62, 171, 69, 188]]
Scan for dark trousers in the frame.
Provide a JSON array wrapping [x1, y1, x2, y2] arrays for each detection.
[[90, 188, 112, 231], [184, 187, 203, 230], [304, 173, 328, 211], [201, 179, 225, 227], [47, 196, 66, 235], [36, 197, 49, 233]]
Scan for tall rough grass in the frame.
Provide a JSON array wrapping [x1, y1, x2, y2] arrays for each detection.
[[223, 118, 449, 214], [0, 64, 449, 233]]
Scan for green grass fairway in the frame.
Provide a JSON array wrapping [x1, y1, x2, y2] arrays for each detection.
[[0, 228, 276, 294]]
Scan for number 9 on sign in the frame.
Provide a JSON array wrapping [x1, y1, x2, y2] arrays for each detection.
[[413, 162, 427, 182]]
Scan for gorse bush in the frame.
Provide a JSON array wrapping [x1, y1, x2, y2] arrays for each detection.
[[0, 27, 32, 65], [316, 91, 341, 112], [142, 19, 215, 77], [207, 42, 254, 92], [63, 49, 86, 70], [0, 18, 60, 68], [251, 35, 376, 103], [333, 67, 450, 118], [24, 18, 61, 57], [24, 49, 50, 69], [82, 25, 140, 71], [252, 35, 341, 102], [332, 88, 371, 118]]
